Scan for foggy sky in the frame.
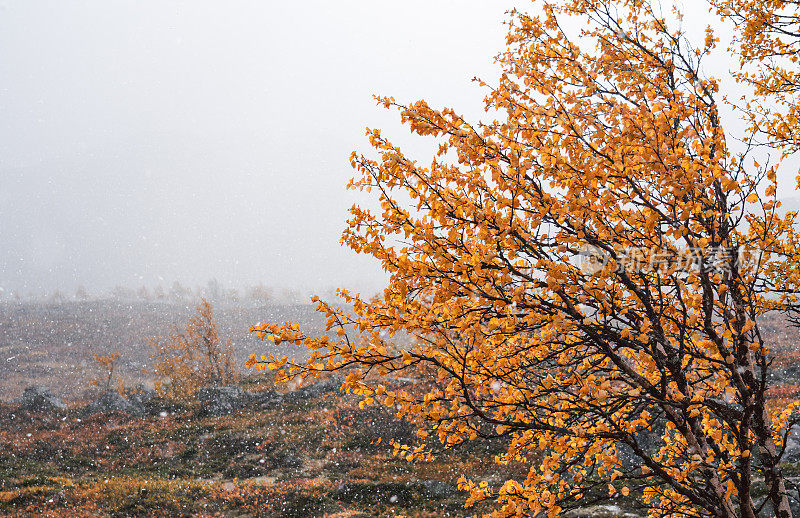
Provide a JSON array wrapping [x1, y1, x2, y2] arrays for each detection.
[[0, 0, 523, 297], [0, 1, 795, 299]]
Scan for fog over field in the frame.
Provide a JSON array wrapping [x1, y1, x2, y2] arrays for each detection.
[[0, 0, 530, 298]]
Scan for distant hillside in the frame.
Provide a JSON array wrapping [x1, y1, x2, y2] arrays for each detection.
[[0, 301, 328, 401], [2, 299, 799, 402]]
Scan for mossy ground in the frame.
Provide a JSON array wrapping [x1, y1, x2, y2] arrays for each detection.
[[0, 379, 514, 517]]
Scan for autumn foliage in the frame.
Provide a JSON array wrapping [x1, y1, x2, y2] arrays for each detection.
[[711, 0, 800, 154], [90, 351, 122, 393], [251, 0, 800, 516], [150, 299, 236, 401]]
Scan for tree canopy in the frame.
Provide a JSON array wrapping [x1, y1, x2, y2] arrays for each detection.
[[250, 0, 800, 516]]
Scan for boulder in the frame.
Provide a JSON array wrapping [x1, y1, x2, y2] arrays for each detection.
[[335, 480, 452, 505], [565, 506, 642, 518], [18, 386, 67, 412], [293, 375, 344, 400], [770, 365, 800, 385], [198, 385, 247, 416], [85, 390, 143, 415], [125, 385, 157, 409], [783, 426, 800, 463], [247, 389, 283, 408], [278, 450, 304, 469], [421, 480, 458, 499]]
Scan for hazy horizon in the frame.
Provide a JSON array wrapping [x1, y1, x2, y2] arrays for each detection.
[[0, 1, 522, 297]]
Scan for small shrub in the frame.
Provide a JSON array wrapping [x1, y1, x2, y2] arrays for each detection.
[[149, 299, 236, 401]]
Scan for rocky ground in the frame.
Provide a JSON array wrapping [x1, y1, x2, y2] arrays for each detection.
[[4, 380, 800, 517], [3, 303, 800, 517], [0, 375, 528, 517]]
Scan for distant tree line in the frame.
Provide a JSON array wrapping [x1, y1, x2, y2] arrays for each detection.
[[0, 280, 332, 305]]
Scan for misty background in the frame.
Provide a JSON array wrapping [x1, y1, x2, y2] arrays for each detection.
[[0, 0, 525, 299], [0, 1, 795, 300]]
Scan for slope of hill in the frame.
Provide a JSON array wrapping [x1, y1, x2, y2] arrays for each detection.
[[0, 301, 325, 401]]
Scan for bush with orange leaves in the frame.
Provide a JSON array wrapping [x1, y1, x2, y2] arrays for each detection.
[[90, 351, 123, 393], [149, 299, 236, 401]]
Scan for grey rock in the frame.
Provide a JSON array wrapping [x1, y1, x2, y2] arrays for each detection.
[[421, 480, 457, 499], [293, 376, 344, 399], [783, 425, 800, 463], [771, 365, 800, 385], [85, 390, 143, 415], [566, 505, 642, 518], [247, 389, 282, 407], [125, 385, 156, 409], [198, 385, 246, 416], [126, 387, 184, 416], [279, 450, 304, 469], [18, 385, 67, 412]]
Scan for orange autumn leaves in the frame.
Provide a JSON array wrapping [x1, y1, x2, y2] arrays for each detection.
[[90, 352, 123, 393], [152, 299, 236, 401], [250, 1, 800, 517], [712, 0, 800, 154]]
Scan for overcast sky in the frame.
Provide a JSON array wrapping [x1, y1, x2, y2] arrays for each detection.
[[0, 1, 794, 299], [0, 0, 527, 297]]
